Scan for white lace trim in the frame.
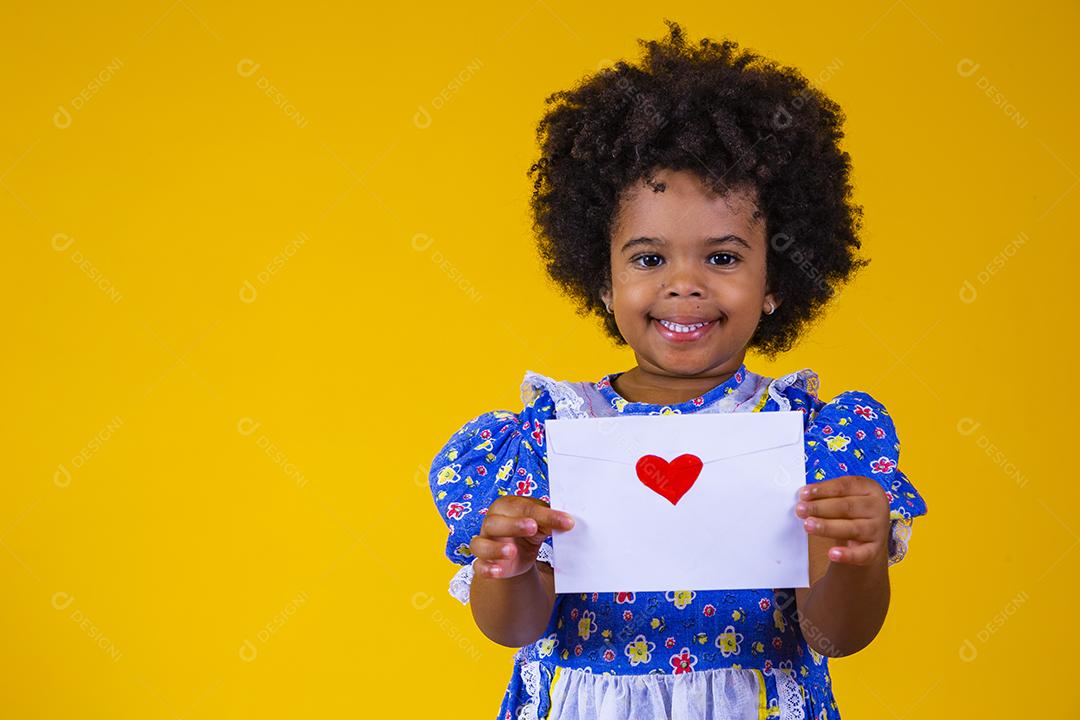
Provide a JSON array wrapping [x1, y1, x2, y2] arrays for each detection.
[[521, 370, 589, 419], [546, 663, 808, 720], [448, 543, 556, 605], [888, 516, 914, 567], [767, 666, 807, 720], [517, 657, 542, 720], [765, 368, 821, 413]]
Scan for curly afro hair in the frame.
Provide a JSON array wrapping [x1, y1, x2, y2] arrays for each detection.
[[527, 20, 870, 358]]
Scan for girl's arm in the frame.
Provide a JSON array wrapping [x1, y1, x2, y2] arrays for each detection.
[[793, 475, 893, 657], [467, 495, 573, 647], [470, 562, 556, 647]]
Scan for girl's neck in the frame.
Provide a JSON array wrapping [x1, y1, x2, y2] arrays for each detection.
[[612, 365, 742, 406]]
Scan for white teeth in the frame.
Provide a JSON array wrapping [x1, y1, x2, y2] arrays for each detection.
[[658, 319, 708, 333]]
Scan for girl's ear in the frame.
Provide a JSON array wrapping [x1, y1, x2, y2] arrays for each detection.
[[600, 288, 612, 308], [764, 292, 782, 313]]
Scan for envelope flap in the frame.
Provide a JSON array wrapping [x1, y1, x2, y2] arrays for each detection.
[[545, 411, 803, 466]]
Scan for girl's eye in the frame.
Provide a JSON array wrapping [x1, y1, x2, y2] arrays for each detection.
[[630, 252, 740, 268], [709, 252, 739, 266], [632, 253, 664, 268]]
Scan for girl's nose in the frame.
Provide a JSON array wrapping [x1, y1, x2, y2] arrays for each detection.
[[662, 264, 706, 297]]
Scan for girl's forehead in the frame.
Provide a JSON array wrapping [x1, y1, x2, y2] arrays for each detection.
[[613, 174, 764, 238]]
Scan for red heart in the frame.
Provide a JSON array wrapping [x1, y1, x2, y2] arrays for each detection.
[[635, 454, 703, 505]]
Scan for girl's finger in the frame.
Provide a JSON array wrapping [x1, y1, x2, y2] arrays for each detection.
[[827, 542, 879, 566], [796, 496, 875, 520], [470, 535, 517, 562], [473, 557, 505, 578], [799, 476, 873, 501], [480, 513, 539, 538], [802, 516, 875, 541], [522, 503, 575, 535]]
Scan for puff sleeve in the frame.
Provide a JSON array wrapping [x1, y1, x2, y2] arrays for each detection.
[[804, 391, 928, 566], [428, 388, 556, 604]]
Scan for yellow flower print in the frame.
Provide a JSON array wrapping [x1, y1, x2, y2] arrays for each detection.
[[715, 625, 744, 657], [772, 607, 786, 632], [613, 397, 628, 412], [436, 464, 460, 486], [601, 629, 612, 640], [766, 699, 781, 718], [853, 448, 864, 460], [446, 448, 459, 461], [453, 543, 473, 559], [473, 438, 494, 453], [751, 641, 764, 655], [436, 490, 447, 500], [809, 646, 824, 665], [694, 632, 709, 645], [537, 633, 558, 658], [624, 633, 655, 666], [496, 459, 514, 481], [578, 609, 598, 640], [825, 433, 851, 452], [665, 590, 696, 609], [650, 617, 665, 632], [731, 608, 746, 622]]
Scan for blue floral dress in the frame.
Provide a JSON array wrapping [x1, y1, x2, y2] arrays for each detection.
[[428, 364, 927, 720]]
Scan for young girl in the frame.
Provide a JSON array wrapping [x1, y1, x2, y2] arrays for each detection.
[[428, 21, 927, 720]]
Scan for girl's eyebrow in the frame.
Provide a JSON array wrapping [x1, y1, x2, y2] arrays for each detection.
[[620, 234, 752, 253]]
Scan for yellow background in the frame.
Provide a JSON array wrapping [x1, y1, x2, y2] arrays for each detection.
[[3, 1, 1075, 717]]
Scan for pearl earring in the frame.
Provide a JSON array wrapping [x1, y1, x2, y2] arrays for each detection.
[[765, 301, 775, 315]]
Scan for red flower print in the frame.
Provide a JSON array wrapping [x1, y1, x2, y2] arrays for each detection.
[[570, 608, 579, 621], [839, 463, 847, 472], [703, 604, 716, 617], [540, 495, 550, 503], [446, 501, 471, 520], [531, 425, 544, 446], [871, 456, 897, 474], [854, 404, 878, 421], [692, 397, 704, 406], [855, 430, 866, 440], [772, 637, 783, 650], [616, 592, 636, 604], [758, 598, 771, 611], [476, 465, 487, 476], [874, 427, 886, 439], [670, 648, 697, 674], [592, 593, 599, 601], [514, 475, 537, 496], [523, 421, 531, 431], [480, 429, 491, 439], [574, 644, 582, 656], [516, 467, 526, 476], [603, 649, 616, 661], [665, 637, 676, 649], [623, 610, 633, 621], [885, 490, 895, 502], [463, 493, 473, 500], [822, 425, 833, 434], [764, 660, 773, 672]]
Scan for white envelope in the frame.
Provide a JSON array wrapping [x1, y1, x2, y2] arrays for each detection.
[[546, 411, 809, 593]]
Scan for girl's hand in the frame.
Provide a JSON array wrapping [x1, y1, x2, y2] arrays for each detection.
[[794, 475, 890, 566], [471, 496, 574, 580]]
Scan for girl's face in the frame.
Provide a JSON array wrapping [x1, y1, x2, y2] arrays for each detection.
[[601, 168, 780, 380]]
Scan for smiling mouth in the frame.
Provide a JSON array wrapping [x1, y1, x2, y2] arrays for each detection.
[[650, 316, 720, 341]]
